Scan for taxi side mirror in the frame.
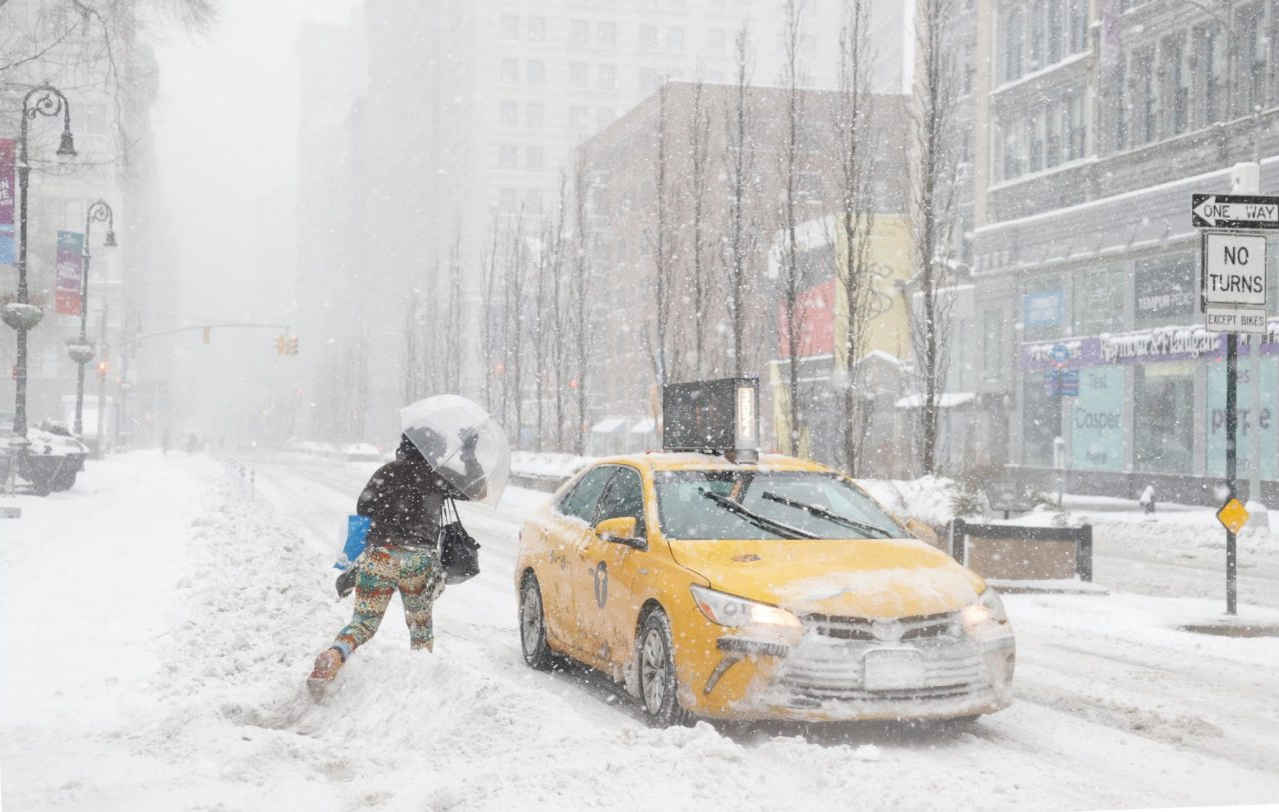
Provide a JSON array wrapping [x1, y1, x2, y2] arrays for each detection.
[[595, 516, 644, 549]]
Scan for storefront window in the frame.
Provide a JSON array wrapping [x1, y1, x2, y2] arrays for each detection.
[[1071, 366, 1125, 471], [1134, 362, 1195, 474], [1073, 265, 1126, 335], [1134, 254, 1195, 327], [1022, 373, 1060, 467], [1205, 357, 1277, 481], [1023, 275, 1064, 341]]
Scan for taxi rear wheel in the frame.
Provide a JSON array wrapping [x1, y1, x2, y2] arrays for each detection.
[[519, 573, 552, 671], [637, 609, 691, 728]]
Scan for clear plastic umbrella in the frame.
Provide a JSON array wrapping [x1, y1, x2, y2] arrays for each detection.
[[399, 394, 510, 506]]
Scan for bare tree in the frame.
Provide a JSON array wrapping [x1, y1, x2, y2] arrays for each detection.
[[403, 289, 422, 403], [445, 222, 464, 393], [549, 171, 569, 451], [908, 0, 962, 475], [776, 0, 808, 456], [722, 23, 757, 378], [830, 0, 878, 475], [532, 223, 550, 451], [480, 216, 501, 413], [686, 80, 712, 377], [570, 153, 592, 455], [503, 210, 527, 447], [643, 81, 674, 389]]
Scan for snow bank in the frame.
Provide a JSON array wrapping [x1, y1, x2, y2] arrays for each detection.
[[857, 476, 959, 527]]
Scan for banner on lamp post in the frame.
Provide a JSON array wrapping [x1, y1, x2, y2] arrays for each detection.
[[54, 230, 84, 316], [0, 138, 15, 265]]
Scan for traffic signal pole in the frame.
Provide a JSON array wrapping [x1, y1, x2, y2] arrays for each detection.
[[1226, 332, 1238, 616]]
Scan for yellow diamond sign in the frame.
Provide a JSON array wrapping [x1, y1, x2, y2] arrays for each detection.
[[1217, 498, 1250, 534]]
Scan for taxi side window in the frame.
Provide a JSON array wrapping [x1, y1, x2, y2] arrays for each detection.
[[595, 467, 645, 536], [558, 466, 615, 523]]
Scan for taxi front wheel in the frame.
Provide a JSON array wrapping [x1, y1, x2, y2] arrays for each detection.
[[637, 609, 692, 728], [519, 573, 552, 671]]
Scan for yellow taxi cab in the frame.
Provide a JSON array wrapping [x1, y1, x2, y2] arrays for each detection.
[[514, 381, 1015, 726]]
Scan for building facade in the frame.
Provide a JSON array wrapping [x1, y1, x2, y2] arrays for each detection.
[[964, 0, 1279, 503]]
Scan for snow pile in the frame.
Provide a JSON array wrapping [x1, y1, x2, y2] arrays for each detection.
[[509, 450, 592, 481], [858, 476, 959, 527]]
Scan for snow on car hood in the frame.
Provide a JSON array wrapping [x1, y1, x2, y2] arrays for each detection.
[[667, 537, 984, 619], [23, 428, 89, 456]]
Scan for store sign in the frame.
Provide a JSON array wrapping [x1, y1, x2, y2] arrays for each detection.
[[1071, 366, 1125, 471], [1023, 290, 1062, 328], [54, 230, 84, 316], [0, 138, 14, 265], [777, 278, 836, 359], [1206, 358, 1277, 480], [1200, 231, 1269, 335], [1022, 320, 1279, 370], [1136, 256, 1196, 322]]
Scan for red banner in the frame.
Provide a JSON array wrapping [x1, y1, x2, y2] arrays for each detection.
[[54, 230, 84, 316], [777, 278, 837, 359], [0, 139, 14, 226]]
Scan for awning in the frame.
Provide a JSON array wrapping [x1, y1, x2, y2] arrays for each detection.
[[630, 417, 656, 434], [894, 392, 976, 410], [590, 417, 628, 434]]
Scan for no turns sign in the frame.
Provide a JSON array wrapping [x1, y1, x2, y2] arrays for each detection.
[[1201, 230, 1269, 334]]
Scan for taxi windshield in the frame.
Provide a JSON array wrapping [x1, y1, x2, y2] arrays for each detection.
[[653, 469, 906, 540]]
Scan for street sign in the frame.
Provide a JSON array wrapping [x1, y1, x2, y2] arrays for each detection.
[[1216, 497, 1250, 534], [1050, 343, 1070, 363], [0, 506, 20, 519], [1200, 230, 1268, 334], [1058, 369, 1079, 396], [1192, 194, 1279, 229]]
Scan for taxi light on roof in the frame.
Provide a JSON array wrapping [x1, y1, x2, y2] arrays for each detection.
[[662, 377, 760, 462]]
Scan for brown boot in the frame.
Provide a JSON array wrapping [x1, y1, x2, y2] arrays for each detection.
[[307, 648, 344, 699]]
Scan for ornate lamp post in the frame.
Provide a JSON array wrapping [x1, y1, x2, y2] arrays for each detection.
[[2, 84, 76, 438], [68, 199, 115, 437]]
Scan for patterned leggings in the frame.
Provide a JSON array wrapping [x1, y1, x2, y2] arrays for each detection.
[[333, 545, 443, 659]]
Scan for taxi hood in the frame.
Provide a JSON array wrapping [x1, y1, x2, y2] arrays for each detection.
[[668, 537, 984, 619]]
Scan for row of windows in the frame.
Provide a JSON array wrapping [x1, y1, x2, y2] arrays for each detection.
[[995, 92, 1087, 182], [1114, 5, 1270, 151], [499, 102, 617, 131], [498, 59, 618, 88], [501, 14, 725, 54], [999, 0, 1089, 84]]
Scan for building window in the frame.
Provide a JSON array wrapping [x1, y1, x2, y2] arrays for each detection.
[[1022, 375, 1059, 467], [598, 64, 617, 90], [1134, 49, 1156, 144], [1197, 24, 1226, 126], [981, 309, 1004, 381], [1134, 254, 1195, 327], [598, 21, 617, 46], [524, 188, 544, 214], [527, 102, 544, 128], [1073, 265, 1126, 335], [638, 67, 659, 93], [640, 24, 658, 50], [498, 187, 518, 212], [498, 145, 518, 169], [570, 61, 589, 88], [1029, 0, 1046, 70], [526, 145, 544, 170], [1134, 363, 1195, 474], [1028, 109, 1044, 172], [501, 14, 519, 40], [500, 58, 519, 83], [528, 16, 547, 41], [1068, 0, 1088, 53], [569, 19, 589, 47], [1161, 35, 1188, 137], [1023, 277, 1065, 341], [1235, 3, 1266, 117], [528, 59, 546, 84], [1047, 0, 1063, 64], [1003, 7, 1024, 82], [1067, 92, 1086, 159], [668, 27, 685, 53], [570, 105, 589, 129], [1046, 103, 1063, 168], [500, 100, 518, 127]]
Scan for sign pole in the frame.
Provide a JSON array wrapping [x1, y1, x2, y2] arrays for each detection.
[[1225, 333, 1238, 616]]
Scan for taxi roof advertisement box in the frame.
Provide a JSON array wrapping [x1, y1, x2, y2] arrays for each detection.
[[662, 377, 760, 462]]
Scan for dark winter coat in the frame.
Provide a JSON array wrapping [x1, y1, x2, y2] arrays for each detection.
[[357, 440, 485, 547]]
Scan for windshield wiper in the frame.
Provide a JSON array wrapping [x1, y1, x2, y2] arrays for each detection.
[[697, 487, 817, 540], [760, 491, 897, 539]]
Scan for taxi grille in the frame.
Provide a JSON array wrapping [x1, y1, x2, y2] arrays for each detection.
[[803, 611, 960, 643]]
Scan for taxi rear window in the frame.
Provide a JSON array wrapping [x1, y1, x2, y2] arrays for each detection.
[[653, 469, 905, 540]]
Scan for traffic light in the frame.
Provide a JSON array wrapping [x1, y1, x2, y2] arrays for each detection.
[[97, 360, 108, 378], [275, 335, 287, 355]]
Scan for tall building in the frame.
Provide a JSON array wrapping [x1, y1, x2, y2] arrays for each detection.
[[1, 0, 164, 445], [961, 1, 1279, 502]]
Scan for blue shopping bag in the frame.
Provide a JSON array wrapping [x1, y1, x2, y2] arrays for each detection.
[[335, 515, 372, 570]]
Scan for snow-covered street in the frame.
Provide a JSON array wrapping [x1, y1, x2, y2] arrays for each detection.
[[4, 452, 1279, 811]]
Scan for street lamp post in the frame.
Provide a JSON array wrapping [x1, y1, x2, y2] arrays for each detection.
[[69, 199, 116, 438], [2, 84, 76, 439]]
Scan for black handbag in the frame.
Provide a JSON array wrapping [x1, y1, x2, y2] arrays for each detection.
[[438, 498, 480, 585], [335, 566, 358, 598]]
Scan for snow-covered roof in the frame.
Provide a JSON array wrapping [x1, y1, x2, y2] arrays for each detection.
[[894, 392, 976, 410]]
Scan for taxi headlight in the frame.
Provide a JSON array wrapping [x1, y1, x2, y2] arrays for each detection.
[[961, 588, 1008, 630], [690, 585, 803, 630]]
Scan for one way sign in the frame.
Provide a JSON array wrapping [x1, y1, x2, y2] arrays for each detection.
[[1192, 194, 1279, 229]]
